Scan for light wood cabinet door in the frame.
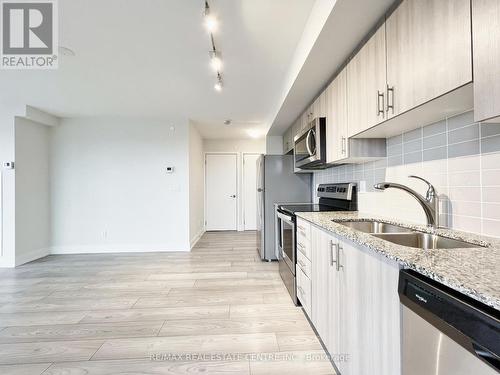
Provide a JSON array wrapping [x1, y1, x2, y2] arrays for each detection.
[[337, 238, 401, 375], [472, 0, 500, 122], [327, 68, 348, 163], [337, 237, 369, 375], [292, 118, 301, 142], [386, 0, 472, 119], [311, 226, 331, 348], [301, 111, 309, 130], [282, 127, 291, 154], [347, 24, 387, 137], [311, 226, 340, 356]]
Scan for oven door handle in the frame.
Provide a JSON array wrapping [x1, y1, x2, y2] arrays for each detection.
[[277, 211, 294, 223]]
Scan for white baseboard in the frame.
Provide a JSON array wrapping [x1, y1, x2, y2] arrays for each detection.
[[50, 244, 190, 255], [190, 229, 205, 249], [0, 257, 15, 268], [15, 247, 50, 266]]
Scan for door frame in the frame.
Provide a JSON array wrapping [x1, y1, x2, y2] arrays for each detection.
[[204, 152, 239, 231], [242, 152, 261, 231]]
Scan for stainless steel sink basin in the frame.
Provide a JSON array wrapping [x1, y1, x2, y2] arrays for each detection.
[[338, 220, 413, 234], [371, 232, 482, 250]]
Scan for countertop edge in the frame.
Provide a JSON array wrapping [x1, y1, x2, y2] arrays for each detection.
[[295, 211, 500, 312]]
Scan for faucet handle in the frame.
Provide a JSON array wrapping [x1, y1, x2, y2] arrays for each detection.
[[408, 175, 436, 201]]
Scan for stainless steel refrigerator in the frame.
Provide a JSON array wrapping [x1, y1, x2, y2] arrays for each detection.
[[256, 155, 311, 261]]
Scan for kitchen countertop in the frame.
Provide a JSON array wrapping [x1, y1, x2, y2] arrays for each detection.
[[295, 211, 500, 311]]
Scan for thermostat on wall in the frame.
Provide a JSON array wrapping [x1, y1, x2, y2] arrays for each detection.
[[166, 166, 174, 174], [2, 162, 14, 170]]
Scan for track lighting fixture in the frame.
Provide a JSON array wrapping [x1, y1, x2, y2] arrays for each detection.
[[204, 1, 224, 92]]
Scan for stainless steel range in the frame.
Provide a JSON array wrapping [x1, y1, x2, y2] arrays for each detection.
[[276, 183, 358, 305]]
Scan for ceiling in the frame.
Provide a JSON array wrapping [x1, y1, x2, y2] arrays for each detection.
[[0, 0, 314, 139], [267, 0, 396, 136]]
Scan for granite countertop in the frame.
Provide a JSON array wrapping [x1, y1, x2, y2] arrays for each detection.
[[295, 211, 500, 311]]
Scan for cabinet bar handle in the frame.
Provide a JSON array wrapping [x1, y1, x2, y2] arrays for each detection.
[[330, 240, 338, 267], [377, 91, 385, 117], [336, 244, 343, 272], [386, 85, 395, 114]]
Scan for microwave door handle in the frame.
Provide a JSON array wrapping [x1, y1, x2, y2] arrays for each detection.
[[305, 130, 314, 156]]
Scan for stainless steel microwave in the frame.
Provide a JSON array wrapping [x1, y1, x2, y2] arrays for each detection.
[[294, 117, 327, 169]]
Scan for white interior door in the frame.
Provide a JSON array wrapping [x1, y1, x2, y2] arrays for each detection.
[[243, 154, 259, 231], [205, 153, 238, 231]]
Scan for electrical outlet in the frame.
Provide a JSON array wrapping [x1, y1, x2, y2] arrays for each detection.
[[102, 230, 108, 239]]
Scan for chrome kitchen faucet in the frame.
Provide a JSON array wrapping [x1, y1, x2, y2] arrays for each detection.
[[374, 175, 440, 228]]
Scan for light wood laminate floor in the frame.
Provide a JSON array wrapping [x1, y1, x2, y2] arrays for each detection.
[[0, 231, 335, 375]]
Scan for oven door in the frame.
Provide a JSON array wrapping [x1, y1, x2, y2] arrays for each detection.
[[277, 210, 295, 274]]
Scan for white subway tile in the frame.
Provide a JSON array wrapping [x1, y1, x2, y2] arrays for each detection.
[[482, 203, 500, 221], [482, 219, 500, 238], [451, 215, 482, 234], [481, 169, 500, 186], [449, 200, 481, 217], [448, 186, 481, 202], [481, 152, 500, 170], [448, 155, 480, 172], [482, 187, 500, 203], [448, 171, 480, 187]]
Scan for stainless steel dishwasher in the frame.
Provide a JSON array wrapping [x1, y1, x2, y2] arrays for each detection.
[[398, 270, 499, 374]]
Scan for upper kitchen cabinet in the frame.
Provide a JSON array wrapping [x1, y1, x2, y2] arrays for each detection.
[[282, 126, 292, 154], [292, 117, 301, 142], [301, 105, 313, 130], [347, 24, 387, 137], [472, 0, 500, 122], [327, 68, 349, 163], [385, 0, 472, 119]]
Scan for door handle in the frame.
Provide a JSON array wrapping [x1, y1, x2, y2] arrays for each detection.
[[230, 195, 236, 198]]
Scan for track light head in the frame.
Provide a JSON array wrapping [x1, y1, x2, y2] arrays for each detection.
[[204, 2, 218, 33], [214, 73, 223, 92]]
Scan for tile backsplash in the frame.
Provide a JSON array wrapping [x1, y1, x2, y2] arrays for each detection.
[[313, 111, 500, 237]]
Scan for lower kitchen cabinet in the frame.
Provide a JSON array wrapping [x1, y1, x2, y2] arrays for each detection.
[[311, 226, 340, 356], [310, 223, 401, 375]]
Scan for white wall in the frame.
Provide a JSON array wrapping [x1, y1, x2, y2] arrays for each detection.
[[266, 135, 284, 155], [204, 138, 265, 231], [14, 117, 51, 265], [188, 122, 204, 247], [0, 106, 23, 268], [49, 117, 190, 253]]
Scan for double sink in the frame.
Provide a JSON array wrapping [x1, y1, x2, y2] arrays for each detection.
[[337, 220, 484, 250]]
